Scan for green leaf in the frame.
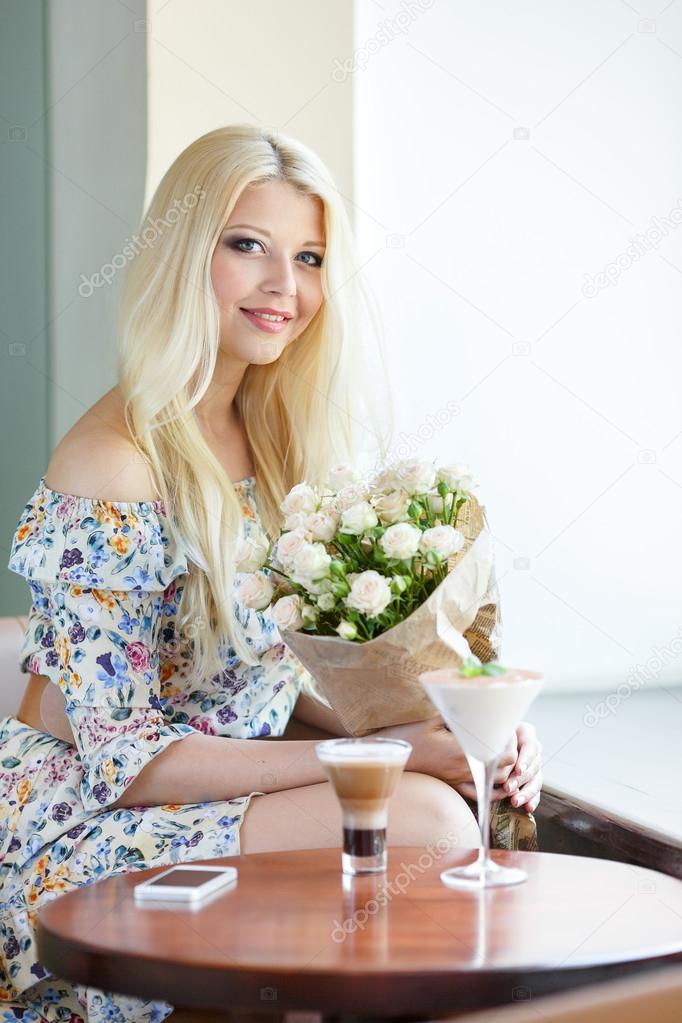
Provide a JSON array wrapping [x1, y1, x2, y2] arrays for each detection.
[[480, 662, 508, 676], [458, 658, 508, 677]]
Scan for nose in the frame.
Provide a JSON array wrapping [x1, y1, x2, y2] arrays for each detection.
[[262, 253, 296, 297]]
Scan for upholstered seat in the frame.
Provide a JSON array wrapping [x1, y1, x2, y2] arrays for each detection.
[[0, 615, 28, 719]]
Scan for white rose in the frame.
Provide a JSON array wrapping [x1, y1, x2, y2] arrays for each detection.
[[336, 620, 358, 640], [327, 464, 361, 492], [419, 525, 465, 560], [280, 483, 318, 518], [319, 491, 338, 512], [370, 466, 398, 493], [234, 531, 269, 573], [317, 592, 336, 612], [270, 594, 305, 631], [437, 463, 476, 491], [375, 489, 411, 525], [340, 501, 378, 535], [345, 570, 393, 618], [291, 542, 332, 581], [379, 522, 422, 561], [306, 510, 339, 542], [426, 491, 454, 517], [237, 571, 274, 610], [392, 459, 437, 496], [274, 528, 309, 570], [283, 511, 312, 532], [334, 482, 371, 511]]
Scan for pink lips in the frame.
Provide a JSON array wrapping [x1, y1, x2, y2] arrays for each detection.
[[240, 308, 291, 334]]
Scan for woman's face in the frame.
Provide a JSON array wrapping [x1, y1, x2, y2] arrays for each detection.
[[211, 179, 326, 364]]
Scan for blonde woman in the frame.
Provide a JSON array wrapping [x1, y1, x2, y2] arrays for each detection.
[[1, 124, 543, 1021]]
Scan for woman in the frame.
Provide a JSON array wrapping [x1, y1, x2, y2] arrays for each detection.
[[0, 124, 543, 1022]]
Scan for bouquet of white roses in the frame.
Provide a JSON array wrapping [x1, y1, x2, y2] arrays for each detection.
[[235, 459, 502, 736]]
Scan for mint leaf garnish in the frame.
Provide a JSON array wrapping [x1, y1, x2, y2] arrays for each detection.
[[458, 658, 508, 678]]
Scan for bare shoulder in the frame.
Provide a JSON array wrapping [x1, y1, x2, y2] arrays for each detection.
[[44, 387, 158, 502]]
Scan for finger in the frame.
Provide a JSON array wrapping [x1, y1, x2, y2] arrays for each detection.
[[514, 766, 542, 802], [457, 782, 508, 802], [513, 722, 537, 774], [505, 749, 542, 793], [513, 736, 541, 776], [524, 792, 541, 813], [516, 720, 536, 742], [492, 757, 515, 777], [494, 759, 516, 783], [503, 750, 539, 794], [454, 782, 477, 801], [497, 734, 519, 768], [510, 771, 543, 809]]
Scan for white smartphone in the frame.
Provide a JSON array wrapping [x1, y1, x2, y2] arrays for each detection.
[[134, 864, 238, 903]]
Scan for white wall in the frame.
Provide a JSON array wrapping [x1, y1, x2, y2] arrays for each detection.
[[353, 0, 682, 692], [145, 0, 354, 210], [47, 0, 355, 442], [48, 0, 148, 442]]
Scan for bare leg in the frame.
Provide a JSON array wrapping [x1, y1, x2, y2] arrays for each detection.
[[240, 770, 479, 854]]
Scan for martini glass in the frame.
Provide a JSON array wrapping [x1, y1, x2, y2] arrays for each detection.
[[419, 664, 544, 889]]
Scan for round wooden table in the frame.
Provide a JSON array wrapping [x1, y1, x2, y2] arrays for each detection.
[[38, 847, 682, 1020]]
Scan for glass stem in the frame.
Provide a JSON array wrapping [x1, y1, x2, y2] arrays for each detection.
[[468, 754, 500, 871]]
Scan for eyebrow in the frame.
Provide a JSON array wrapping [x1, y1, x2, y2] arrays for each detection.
[[226, 223, 326, 249]]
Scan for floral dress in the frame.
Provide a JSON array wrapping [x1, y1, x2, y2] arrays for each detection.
[[0, 475, 311, 1023]]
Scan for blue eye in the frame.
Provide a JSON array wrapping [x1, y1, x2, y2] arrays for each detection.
[[298, 251, 324, 267], [232, 238, 261, 253], [230, 237, 323, 267]]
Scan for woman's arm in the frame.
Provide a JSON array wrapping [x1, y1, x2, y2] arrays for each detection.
[[290, 688, 352, 737], [111, 689, 349, 806], [110, 732, 329, 809]]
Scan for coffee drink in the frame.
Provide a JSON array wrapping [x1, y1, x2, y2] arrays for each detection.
[[315, 738, 412, 875]]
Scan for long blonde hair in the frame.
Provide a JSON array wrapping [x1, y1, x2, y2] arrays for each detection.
[[117, 123, 393, 673]]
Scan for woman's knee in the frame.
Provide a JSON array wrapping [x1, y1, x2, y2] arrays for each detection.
[[388, 771, 478, 847], [241, 771, 478, 855], [240, 781, 340, 854]]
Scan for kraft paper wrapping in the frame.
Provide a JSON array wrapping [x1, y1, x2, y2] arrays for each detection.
[[281, 494, 503, 737]]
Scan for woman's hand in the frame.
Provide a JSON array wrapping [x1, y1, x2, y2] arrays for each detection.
[[452, 721, 542, 812], [503, 721, 543, 814], [452, 730, 519, 805], [375, 714, 474, 789], [455, 721, 542, 813], [378, 716, 543, 814]]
